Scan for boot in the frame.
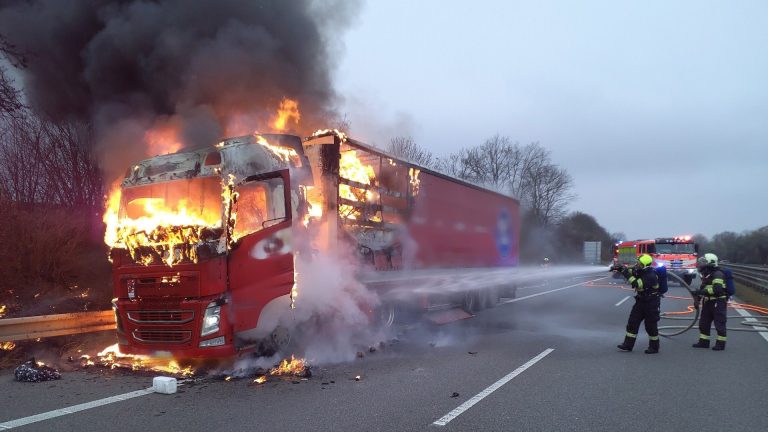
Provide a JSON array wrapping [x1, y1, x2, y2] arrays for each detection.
[[692, 335, 710, 348], [645, 338, 659, 354], [712, 339, 726, 351], [617, 334, 635, 352]]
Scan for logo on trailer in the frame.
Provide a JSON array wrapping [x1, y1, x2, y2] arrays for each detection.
[[496, 209, 515, 263]]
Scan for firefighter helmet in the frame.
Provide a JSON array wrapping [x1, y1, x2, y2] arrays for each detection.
[[638, 254, 653, 267], [697, 253, 718, 268]]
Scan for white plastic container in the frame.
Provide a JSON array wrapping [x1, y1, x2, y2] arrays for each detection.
[[152, 376, 178, 394]]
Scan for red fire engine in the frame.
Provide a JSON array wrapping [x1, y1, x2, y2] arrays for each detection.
[[106, 132, 520, 359], [613, 236, 698, 284]]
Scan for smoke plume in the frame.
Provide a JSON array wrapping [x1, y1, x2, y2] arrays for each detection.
[[0, 0, 360, 177]]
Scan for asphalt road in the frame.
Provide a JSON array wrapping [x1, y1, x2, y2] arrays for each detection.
[[2, 268, 767, 432]]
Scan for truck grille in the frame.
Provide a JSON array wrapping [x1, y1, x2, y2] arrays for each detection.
[[132, 330, 192, 344], [127, 310, 194, 324]]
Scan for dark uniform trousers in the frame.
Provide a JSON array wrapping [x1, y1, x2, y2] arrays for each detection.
[[698, 298, 727, 343], [624, 295, 661, 347]]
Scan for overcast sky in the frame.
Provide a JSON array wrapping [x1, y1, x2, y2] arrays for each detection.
[[335, 1, 768, 240]]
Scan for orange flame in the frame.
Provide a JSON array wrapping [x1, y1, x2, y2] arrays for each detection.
[[269, 355, 308, 376], [93, 343, 194, 377], [253, 375, 267, 384], [103, 176, 229, 266], [1, 341, 16, 351], [312, 128, 348, 142], [256, 135, 301, 165], [338, 150, 376, 220], [409, 168, 421, 196], [0, 304, 6, 318], [271, 98, 301, 132]]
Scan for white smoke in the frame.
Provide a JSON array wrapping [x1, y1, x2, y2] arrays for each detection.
[[282, 247, 384, 364]]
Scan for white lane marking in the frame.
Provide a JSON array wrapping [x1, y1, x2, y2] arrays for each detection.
[[734, 307, 768, 343], [615, 296, 631, 307], [500, 276, 607, 305], [0, 388, 156, 430], [433, 348, 555, 427]]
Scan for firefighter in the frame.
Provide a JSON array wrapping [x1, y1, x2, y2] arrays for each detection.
[[692, 253, 727, 351], [616, 254, 661, 354]]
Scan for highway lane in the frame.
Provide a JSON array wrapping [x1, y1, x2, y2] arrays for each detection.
[[1, 269, 767, 431]]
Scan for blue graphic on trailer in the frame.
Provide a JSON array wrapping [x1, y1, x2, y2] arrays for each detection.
[[495, 208, 517, 265]]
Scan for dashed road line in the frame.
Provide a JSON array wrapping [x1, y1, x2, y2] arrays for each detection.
[[432, 348, 555, 426], [0, 388, 156, 430], [734, 307, 768, 343], [615, 296, 631, 307]]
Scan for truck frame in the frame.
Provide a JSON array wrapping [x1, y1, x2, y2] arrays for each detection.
[[107, 131, 520, 359]]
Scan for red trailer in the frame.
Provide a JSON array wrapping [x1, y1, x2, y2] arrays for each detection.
[[105, 131, 520, 359]]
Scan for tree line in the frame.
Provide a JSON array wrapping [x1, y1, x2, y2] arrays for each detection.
[[694, 228, 768, 265]]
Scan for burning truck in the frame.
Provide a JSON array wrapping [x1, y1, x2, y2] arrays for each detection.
[[105, 130, 520, 359]]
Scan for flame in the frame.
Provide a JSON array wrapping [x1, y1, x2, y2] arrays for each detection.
[[0, 304, 6, 318], [338, 150, 376, 220], [1, 341, 16, 351], [145, 125, 183, 156], [311, 128, 348, 142], [253, 375, 267, 384], [271, 98, 301, 131], [269, 355, 308, 376], [409, 168, 421, 196], [255, 135, 301, 165], [300, 185, 323, 227], [222, 173, 239, 245], [104, 176, 230, 267], [92, 343, 194, 377]]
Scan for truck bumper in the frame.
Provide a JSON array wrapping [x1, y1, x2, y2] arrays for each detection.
[[115, 297, 238, 360]]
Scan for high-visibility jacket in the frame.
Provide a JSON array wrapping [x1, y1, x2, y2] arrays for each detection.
[[700, 267, 727, 301], [622, 266, 660, 297]]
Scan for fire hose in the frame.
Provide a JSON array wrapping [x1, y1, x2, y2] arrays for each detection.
[[657, 272, 768, 337]]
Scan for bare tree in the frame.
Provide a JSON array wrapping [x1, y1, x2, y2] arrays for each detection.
[[0, 114, 48, 205], [43, 121, 104, 208], [0, 34, 26, 117], [440, 136, 575, 225], [0, 112, 103, 208], [521, 161, 574, 225], [386, 136, 434, 167]]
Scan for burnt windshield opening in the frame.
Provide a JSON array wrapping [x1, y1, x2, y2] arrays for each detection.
[[232, 173, 288, 241], [116, 177, 225, 266]]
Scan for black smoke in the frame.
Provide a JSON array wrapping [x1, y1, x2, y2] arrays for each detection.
[[0, 0, 360, 177]]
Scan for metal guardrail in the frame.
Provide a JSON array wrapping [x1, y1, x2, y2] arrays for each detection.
[[724, 263, 768, 294], [0, 310, 115, 342]]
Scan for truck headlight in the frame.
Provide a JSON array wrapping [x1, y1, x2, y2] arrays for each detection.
[[201, 302, 221, 336]]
